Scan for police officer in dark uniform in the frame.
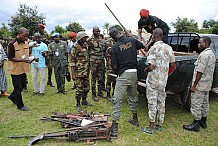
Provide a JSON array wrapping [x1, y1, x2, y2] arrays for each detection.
[[109, 28, 145, 138], [138, 9, 169, 44]]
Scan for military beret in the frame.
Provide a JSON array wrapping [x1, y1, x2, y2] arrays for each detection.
[[52, 33, 60, 37], [38, 23, 45, 29]]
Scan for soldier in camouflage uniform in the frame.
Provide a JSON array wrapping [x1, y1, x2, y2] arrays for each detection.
[[71, 31, 92, 112], [141, 28, 175, 134], [183, 36, 216, 132], [38, 23, 55, 87], [105, 38, 116, 100], [88, 26, 106, 102], [48, 33, 68, 94]]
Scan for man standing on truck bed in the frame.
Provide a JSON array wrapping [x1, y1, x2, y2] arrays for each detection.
[[138, 9, 169, 44], [183, 36, 216, 132], [141, 28, 175, 134]]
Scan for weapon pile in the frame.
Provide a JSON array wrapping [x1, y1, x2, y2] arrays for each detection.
[[9, 112, 112, 145]]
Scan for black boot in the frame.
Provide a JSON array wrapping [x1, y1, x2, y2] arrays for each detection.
[[199, 117, 207, 129], [183, 120, 200, 132], [82, 94, 92, 106], [110, 120, 118, 138], [97, 84, 107, 98], [106, 92, 111, 101], [128, 113, 139, 127], [76, 100, 82, 112], [75, 91, 82, 112], [92, 87, 99, 102]]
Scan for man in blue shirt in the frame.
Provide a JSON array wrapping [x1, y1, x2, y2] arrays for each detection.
[[29, 33, 48, 96]]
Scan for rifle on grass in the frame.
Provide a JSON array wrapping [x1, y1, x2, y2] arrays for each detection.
[[8, 123, 111, 146], [105, 3, 131, 37]]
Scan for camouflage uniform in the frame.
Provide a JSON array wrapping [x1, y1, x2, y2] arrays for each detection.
[[48, 40, 68, 93], [88, 35, 106, 99], [191, 48, 216, 120], [146, 41, 175, 125], [71, 42, 90, 104], [105, 38, 116, 99]]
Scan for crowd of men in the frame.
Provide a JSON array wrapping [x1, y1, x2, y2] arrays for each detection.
[[0, 8, 216, 138]]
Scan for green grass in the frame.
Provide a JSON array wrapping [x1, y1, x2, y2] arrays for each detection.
[[1, 67, 218, 146]]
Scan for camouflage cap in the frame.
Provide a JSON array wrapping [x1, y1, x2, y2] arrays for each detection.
[[76, 31, 89, 41]]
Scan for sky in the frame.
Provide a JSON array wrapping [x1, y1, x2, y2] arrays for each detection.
[[0, 0, 218, 34]]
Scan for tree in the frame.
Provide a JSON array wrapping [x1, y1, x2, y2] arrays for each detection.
[[171, 17, 199, 32], [50, 25, 66, 34], [8, 4, 45, 37], [202, 19, 218, 28], [109, 24, 123, 32], [212, 23, 218, 34], [0, 23, 11, 38], [66, 22, 84, 33], [102, 22, 111, 35]]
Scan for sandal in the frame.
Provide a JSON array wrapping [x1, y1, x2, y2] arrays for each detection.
[[141, 127, 154, 134], [155, 124, 162, 131]]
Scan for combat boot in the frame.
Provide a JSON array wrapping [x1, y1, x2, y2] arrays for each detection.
[[110, 121, 118, 138], [76, 101, 82, 112], [106, 92, 111, 101], [199, 117, 207, 129], [92, 87, 99, 102], [82, 95, 92, 106], [97, 85, 107, 98], [183, 120, 200, 132], [128, 113, 139, 127]]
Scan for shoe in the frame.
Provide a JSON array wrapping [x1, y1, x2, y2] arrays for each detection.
[[62, 91, 67, 95], [40, 93, 45, 96], [199, 117, 207, 129], [97, 92, 107, 98], [76, 104, 82, 112], [18, 106, 29, 111], [110, 121, 118, 138], [71, 83, 76, 89], [128, 118, 139, 127], [33, 92, 39, 96], [155, 124, 162, 131], [47, 82, 55, 87], [1, 92, 10, 97], [183, 120, 200, 132], [22, 88, 28, 92], [8, 95, 16, 104], [82, 100, 92, 106], [56, 90, 61, 93], [141, 127, 154, 134]]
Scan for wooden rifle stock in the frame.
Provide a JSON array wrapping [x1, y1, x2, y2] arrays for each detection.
[[105, 3, 131, 37]]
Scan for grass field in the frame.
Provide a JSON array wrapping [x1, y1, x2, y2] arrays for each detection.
[[0, 68, 218, 146]]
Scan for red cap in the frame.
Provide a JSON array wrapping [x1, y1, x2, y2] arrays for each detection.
[[69, 32, 77, 37], [140, 9, 149, 17], [38, 23, 45, 29]]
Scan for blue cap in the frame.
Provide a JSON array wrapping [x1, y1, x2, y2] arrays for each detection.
[[52, 32, 59, 37]]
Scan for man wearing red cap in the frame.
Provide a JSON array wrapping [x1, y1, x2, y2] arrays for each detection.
[[68, 32, 77, 89], [138, 9, 169, 44]]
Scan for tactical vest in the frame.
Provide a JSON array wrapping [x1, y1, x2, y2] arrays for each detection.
[[7, 41, 30, 75]]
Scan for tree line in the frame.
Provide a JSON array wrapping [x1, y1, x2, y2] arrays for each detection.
[[1, 4, 218, 38]]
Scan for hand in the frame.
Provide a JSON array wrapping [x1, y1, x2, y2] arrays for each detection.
[[190, 85, 196, 92]]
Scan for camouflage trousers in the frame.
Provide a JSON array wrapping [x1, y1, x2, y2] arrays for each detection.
[[190, 90, 209, 120], [75, 77, 90, 99], [90, 63, 104, 89], [146, 86, 166, 124], [112, 71, 138, 121]]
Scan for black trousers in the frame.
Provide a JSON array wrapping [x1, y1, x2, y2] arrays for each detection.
[[10, 73, 26, 108]]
